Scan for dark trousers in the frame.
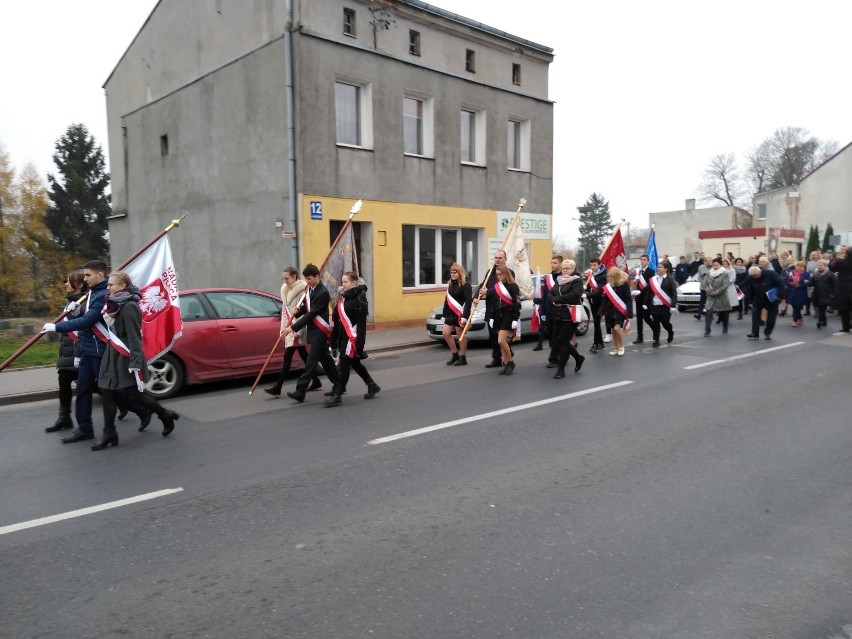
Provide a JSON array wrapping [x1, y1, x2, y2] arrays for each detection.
[[101, 385, 170, 430], [272, 345, 319, 391], [635, 302, 653, 338], [590, 302, 604, 346], [791, 304, 803, 322], [536, 316, 548, 346], [840, 309, 851, 332], [487, 320, 501, 361], [752, 304, 779, 336], [650, 309, 673, 341], [553, 321, 580, 369], [58, 369, 77, 409], [75, 353, 103, 433], [295, 337, 339, 395], [705, 310, 730, 332], [816, 304, 828, 326], [335, 354, 373, 392]]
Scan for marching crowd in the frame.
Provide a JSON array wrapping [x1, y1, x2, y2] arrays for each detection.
[[34, 243, 852, 448]]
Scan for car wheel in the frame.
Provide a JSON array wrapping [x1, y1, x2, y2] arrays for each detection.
[[146, 353, 185, 400]]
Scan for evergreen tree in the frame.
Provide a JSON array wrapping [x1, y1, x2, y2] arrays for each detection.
[[577, 192, 614, 262], [805, 225, 821, 258], [822, 223, 835, 252], [45, 123, 111, 259]]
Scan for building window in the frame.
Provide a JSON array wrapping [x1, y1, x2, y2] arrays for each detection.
[[460, 108, 485, 165], [757, 203, 767, 220], [507, 118, 530, 171], [512, 63, 521, 85], [160, 134, 169, 156], [402, 226, 480, 287], [409, 30, 420, 56], [465, 49, 476, 73], [343, 8, 356, 36], [403, 94, 433, 157], [335, 80, 373, 148]]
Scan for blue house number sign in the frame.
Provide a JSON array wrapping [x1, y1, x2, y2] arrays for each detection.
[[310, 201, 323, 220]]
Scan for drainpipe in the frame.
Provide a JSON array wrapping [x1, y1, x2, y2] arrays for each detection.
[[284, 0, 299, 264]]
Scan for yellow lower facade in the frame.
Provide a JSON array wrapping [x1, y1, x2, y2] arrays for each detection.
[[298, 195, 553, 326]]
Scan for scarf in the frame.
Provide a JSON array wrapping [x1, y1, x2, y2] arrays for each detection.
[[557, 274, 581, 285], [707, 267, 725, 278], [102, 288, 141, 327]]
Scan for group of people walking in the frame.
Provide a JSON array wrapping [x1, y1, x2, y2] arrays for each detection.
[[41, 261, 178, 451]]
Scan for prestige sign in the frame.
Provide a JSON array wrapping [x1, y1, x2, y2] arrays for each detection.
[[496, 211, 551, 240]]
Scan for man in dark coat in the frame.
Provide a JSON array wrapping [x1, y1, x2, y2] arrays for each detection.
[[744, 265, 786, 340], [648, 262, 678, 346], [829, 249, 852, 332], [478, 250, 514, 368], [585, 258, 608, 353], [533, 255, 562, 353], [283, 264, 341, 402], [674, 256, 690, 285], [631, 254, 655, 344]]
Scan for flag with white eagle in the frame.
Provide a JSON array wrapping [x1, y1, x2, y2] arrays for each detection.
[[122, 234, 182, 362], [503, 216, 534, 300]]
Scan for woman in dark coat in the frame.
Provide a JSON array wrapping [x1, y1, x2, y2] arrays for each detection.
[[487, 264, 521, 375], [829, 249, 852, 332], [599, 267, 633, 356], [786, 261, 813, 327], [45, 272, 86, 433], [548, 259, 585, 379], [92, 271, 177, 450], [810, 260, 835, 329], [441, 262, 472, 366], [323, 271, 380, 407]]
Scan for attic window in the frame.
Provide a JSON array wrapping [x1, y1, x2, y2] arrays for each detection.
[[343, 8, 356, 36], [160, 134, 169, 156], [409, 30, 420, 56], [512, 63, 521, 85], [465, 49, 475, 73]]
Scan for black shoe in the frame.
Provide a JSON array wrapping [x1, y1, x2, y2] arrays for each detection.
[[574, 355, 585, 372], [553, 368, 565, 379], [694, 314, 701, 320], [667, 332, 674, 343], [62, 429, 94, 444], [453, 356, 467, 366], [324, 388, 347, 396], [264, 387, 281, 398], [503, 361, 515, 376], [117, 407, 129, 421], [138, 408, 153, 432], [737, 314, 743, 320], [652, 340, 660, 347], [805, 310, 811, 316], [722, 325, 728, 335], [364, 383, 381, 399], [747, 334, 759, 340], [286, 392, 305, 403], [308, 380, 323, 392], [633, 338, 644, 344], [91, 430, 119, 451], [589, 344, 599, 354], [532, 343, 543, 351], [764, 335, 772, 341], [161, 411, 177, 437], [322, 395, 342, 408], [546, 362, 557, 369], [358, 351, 369, 359], [446, 352, 460, 366], [485, 359, 503, 368], [45, 415, 73, 433], [778, 311, 786, 317]]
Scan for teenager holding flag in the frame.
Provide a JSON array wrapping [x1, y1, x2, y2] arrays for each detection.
[[600, 267, 632, 356], [441, 263, 472, 366], [487, 264, 521, 375], [648, 262, 677, 346]]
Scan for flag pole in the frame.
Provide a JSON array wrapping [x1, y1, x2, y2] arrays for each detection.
[[458, 197, 526, 343], [249, 200, 362, 395], [0, 213, 189, 373]]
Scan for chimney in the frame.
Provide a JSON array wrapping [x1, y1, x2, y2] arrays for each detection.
[[685, 199, 696, 211]]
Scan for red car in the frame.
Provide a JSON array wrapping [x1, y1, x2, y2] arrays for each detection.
[[145, 288, 302, 399]]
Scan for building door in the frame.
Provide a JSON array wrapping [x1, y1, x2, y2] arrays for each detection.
[[723, 243, 741, 259]]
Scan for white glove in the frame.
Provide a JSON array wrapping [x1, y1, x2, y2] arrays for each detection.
[[66, 300, 79, 312], [511, 321, 518, 329], [642, 305, 648, 310], [460, 317, 467, 326], [41, 323, 56, 333], [581, 293, 588, 300], [73, 357, 80, 369], [630, 290, 641, 297], [488, 319, 494, 329], [129, 368, 145, 392], [541, 315, 546, 321]]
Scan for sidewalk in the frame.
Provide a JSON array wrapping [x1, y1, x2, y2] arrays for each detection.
[[0, 326, 434, 407]]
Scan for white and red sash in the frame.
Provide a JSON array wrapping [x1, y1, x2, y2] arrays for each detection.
[[88, 294, 110, 345], [569, 305, 585, 322], [495, 282, 521, 337], [604, 283, 631, 331], [305, 288, 332, 337], [544, 274, 556, 292], [649, 276, 673, 308], [585, 269, 600, 291], [634, 267, 647, 290], [445, 289, 464, 322], [735, 285, 744, 301], [336, 297, 358, 358], [61, 304, 79, 342], [283, 292, 307, 346]]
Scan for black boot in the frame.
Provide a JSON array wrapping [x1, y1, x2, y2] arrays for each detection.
[[137, 408, 153, 432], [453, 356, 468, 366], [91, 427, 119, 451], [161, 411, 177, 437], [45, 405, 74, 432], [553, 367, 565, 379], [364, 381, 381, 399], [323, 385, 343, 407], [446, 352, 460, 366], [264, 385, 282, 397]]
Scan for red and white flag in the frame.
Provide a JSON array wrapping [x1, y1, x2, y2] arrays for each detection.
[[122, 235, 182, 362], [599, 225, 628, 273]]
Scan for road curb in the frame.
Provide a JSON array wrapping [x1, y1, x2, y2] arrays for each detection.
[[0, 390, 58, 407]]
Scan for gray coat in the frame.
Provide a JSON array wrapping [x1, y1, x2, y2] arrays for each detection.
[[702, 269, 732, 312], [98, 299, 148, 390]]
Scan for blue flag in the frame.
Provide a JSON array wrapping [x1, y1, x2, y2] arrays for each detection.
[[646, 228, 658, 270]]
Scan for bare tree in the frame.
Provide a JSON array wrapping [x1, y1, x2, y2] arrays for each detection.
[[698, 153, 746, 206], [745, 127, 838, 193]]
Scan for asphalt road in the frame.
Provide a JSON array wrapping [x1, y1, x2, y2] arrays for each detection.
[[2, 315, 852, 639]]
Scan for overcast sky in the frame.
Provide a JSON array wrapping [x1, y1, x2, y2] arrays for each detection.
[[2, 0, 850, 246]]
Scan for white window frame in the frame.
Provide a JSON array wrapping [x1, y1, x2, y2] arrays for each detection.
[[460, 106, 486, 166], [343, 8, 356, 37], [757, 203, 767, 220], [403, 225, 480, 288], [335, 78, 373, 150], [403, 92, 434, 158], [507, 117, 530, 172]]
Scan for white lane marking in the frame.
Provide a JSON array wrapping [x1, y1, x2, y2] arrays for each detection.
[[368, 381, 634, 445], [683, 341, 804, 370], [0, 487, 184, 536]]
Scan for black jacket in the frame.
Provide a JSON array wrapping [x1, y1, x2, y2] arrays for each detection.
[[330, 286, 366, 354], [585, 266, 608, 312], [442, 280, 472, 326], [292, 283, 332, 342], [56, 292, 85, 371], [648, 275, 678, 313], [745, 269, 786, 307], [487, 282, 521, 320], [549, 277, 583, 322], [810, 270, 835, 306]]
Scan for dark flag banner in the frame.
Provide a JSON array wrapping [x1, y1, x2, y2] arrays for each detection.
[[319, 200, 361, 304]]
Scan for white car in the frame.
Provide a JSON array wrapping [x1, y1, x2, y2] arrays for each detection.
[[676, 276, 702, 311]]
